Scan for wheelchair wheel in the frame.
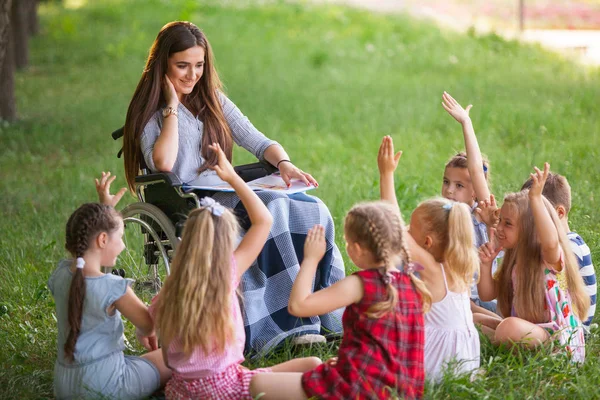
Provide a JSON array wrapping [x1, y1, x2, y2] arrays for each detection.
[[119, 202, 179, 305]]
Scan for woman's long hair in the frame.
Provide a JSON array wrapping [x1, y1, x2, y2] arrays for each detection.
[[123, 21, 232, 191], [154, 206, 240, 356], [344, 201, 432, 317], [63, 203, 121, 362], [495, 191, 589, 323]]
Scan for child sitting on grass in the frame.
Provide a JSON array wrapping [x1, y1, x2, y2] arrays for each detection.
[[521, 171, 596, 333], [150, 144, 321, 400], [48, 173, 171, 399], [379, 137, 481, 382], [478, 163, 590, 362]]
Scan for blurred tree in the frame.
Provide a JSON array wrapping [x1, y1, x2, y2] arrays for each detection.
[[28, 0, 39, 36], [0, 0, 16, 121], [11, 0, 29, 69]]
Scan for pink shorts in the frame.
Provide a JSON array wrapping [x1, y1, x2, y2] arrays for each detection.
[[165, 363, 273, 400]]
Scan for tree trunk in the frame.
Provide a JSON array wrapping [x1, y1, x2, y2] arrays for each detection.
[[0, 0, 16, 121], [11, 0, 28, 69], [28, 0, 38, 36]]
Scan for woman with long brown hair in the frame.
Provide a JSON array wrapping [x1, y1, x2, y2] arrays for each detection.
[[122, 21, 344, 354]]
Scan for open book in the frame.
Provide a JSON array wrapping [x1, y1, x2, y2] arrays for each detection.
[[182, 173, 316, 195]]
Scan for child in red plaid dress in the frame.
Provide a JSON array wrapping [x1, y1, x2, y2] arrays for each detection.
[[151, 144, 321, 400], [250, 201, 430, 399]]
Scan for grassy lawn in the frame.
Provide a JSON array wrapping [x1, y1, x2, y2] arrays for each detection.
[[1, 0, 599, 398]]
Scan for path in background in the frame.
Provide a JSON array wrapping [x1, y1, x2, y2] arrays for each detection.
[[310, 0, 600, 65]]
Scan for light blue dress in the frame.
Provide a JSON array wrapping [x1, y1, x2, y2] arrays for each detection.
[[48, 260, 160, 399]]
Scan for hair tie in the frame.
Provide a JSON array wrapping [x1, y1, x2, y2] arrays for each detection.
[[378, 267, 394, 285], [483, 164, 488, 173], [200, 197, 225, 217], [405, 261, 424, 275], [442, 202, 453, 211], [76, 257, 85, 269]]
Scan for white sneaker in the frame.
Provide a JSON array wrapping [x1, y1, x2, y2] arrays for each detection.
[[291, 334, 327, 345]]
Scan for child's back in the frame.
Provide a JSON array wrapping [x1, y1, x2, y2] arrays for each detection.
[[302, 268, 425, 399], [423, 263, 479, 381], [49, 260, 159, 399]]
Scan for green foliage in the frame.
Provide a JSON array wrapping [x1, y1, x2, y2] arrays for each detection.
[[0, 0, 599, 398]]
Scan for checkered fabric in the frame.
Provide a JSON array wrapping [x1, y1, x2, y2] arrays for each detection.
[[301, 269, 425, 400], [165, 364, 272, 400], [211, 191, 345, 356]]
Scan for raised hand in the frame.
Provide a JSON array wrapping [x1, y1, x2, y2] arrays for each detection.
[[303, 225, 326, 264], [377, 135, 402, 175], [278, 161, 318, 188], [442, 91, 472, 125], [475, 194, 499, 228], [528, 162, 550, 199], [208, 142, 237, 183], [162, 74, 179, 107], [95, 171, 127, 208], [478, 228, 502, 265]]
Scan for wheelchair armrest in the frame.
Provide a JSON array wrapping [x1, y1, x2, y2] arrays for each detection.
[[134, 172, 183, 187], [234, 161, 278, 183]]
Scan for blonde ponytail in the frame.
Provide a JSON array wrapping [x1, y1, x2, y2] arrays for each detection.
[[445, 202, 479, 292]]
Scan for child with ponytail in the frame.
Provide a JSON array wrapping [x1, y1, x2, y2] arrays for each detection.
[[150, 143, 321, 400], [257, 201, 430, 399], [378, 137, 480, 382], [48, 190, 171, 399]]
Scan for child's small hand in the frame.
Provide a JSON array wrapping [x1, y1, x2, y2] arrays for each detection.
[[377, 136, 402, 175], [325, 357, 338, 367], [303, 225, 326, 264], [208, 142, 237, 183], [478, 228, 502, 264], [95, 171, 127, 207], [442, 91, 472, 125], [475, 194, 499, 228], [528, 162, 550, 199], [136, 328, 158, 351]]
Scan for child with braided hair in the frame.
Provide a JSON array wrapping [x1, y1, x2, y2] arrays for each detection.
[[47, 199, 171, 399], [378, 138, 481, 382], [255, 201, 430, 399]]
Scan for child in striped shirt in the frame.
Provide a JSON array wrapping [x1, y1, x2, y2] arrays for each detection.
[[521, 172, 596, 332]]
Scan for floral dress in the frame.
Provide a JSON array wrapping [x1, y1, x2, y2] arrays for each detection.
[[512, 249, 585, 362]]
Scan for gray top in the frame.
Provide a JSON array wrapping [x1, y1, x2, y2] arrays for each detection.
[[48, 259, 133, 365], [140, 92, 279, 183]]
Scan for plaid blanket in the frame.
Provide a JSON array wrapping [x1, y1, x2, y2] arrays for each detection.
[[211, 190, 345, 356]]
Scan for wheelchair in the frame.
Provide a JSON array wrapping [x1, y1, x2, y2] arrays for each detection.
[[111, 127, 277, 304]]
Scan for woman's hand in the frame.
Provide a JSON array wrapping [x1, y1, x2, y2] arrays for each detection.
[[475, 194, 499, 228], [478, 228, 502, 265], [162, 75, 179, 107], [208, 143, 238, 184], [95, 171, 127, 207], [303, 225, 326, 265], [528, 162, 550, 199], [442, 91, 472, 125], [377, 135, 402, 176], [278, 161, 318, 188]]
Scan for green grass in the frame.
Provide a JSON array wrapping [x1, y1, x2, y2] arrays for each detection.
[[1, 0, 599, 398]]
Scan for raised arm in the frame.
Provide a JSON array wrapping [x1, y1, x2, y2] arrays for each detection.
[[528, 163, 561, 267], [442, 92, 490, 203], [377, 135, 402, 212], [208, 143, 273, 278], [288, 225, 363, 317], [151, 76, 180, 171], [95, 171, 127, 208]]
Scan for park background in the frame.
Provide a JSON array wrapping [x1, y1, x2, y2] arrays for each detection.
[[0, 0, 599, 398]]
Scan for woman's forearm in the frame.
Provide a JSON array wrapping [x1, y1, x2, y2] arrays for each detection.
[[263, 143, 290, 168], [152, 115, 179, 171]]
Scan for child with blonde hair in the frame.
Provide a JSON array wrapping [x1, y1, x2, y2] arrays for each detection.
[[254, 201, 429, 399], [378, 136, 480, 382], [151, 143, 321, 400], [520, 171, 596, 332], [48, 176, 171, 399], [478, 163, 590, 361]]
